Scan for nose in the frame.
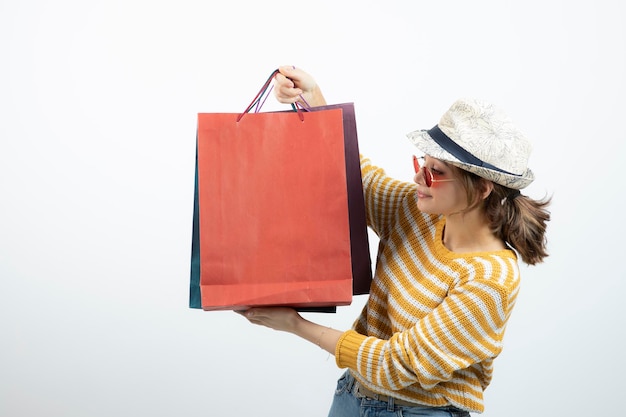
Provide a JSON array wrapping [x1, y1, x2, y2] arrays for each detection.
[[413, 170, 422, 185], [414, 170, 425, 186]]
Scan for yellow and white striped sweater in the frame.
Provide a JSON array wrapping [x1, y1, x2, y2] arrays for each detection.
[[335, 157, 521, 413]]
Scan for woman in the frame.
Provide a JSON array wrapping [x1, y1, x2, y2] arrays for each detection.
[[240, 66, 551, 416]]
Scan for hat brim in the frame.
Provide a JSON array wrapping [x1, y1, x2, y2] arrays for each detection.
[[407, 129, 534, 190]]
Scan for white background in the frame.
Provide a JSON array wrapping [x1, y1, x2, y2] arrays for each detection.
[[1, 1, 625, 416]]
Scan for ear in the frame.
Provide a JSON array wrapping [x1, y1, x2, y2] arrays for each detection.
[[479, 179, 494, 201]]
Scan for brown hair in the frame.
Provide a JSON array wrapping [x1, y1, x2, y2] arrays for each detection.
[[455, 167, 551, 266]]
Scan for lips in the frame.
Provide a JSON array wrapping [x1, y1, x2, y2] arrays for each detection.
[[417, 189, 431, 199]]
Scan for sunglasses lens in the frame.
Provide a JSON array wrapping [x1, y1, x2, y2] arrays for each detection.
[[413, 156, 433, 187], [424, 168, 432, 187]]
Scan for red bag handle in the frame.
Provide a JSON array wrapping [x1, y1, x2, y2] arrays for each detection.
[[237, 69, 306, 122]]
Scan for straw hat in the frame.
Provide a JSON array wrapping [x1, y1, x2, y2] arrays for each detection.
[[407, 98, 534, 189]]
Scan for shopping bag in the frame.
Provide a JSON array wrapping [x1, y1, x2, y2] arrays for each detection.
[[305, 103, 372, 295], [189, 70, 371, 311]]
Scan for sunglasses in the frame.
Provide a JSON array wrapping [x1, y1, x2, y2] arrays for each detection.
[[413, 155, 456, 187]]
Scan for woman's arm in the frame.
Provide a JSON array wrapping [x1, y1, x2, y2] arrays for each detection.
[[240, 273, 517, 391], [239, 307, 342, 355], [360, 155, 419, 240]]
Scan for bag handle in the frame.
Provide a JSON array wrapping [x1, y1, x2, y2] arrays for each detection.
[[237, 69, 308, 122]]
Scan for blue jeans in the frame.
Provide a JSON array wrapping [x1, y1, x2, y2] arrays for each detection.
[[327, 371, 471, 417]]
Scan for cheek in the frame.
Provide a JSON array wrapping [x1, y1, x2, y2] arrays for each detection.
[[446, 186, 467, 203], [437, 187, 468, 212]]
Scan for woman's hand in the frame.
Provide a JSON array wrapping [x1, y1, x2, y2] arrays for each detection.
[[238, 307, 304, 333], [274, 65, 327, 107], [238, 307, 342, 354]]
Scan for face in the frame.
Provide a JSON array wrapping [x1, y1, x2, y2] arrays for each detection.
[[413, 155, 468, 215]]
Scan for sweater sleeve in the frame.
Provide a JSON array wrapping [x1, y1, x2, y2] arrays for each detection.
[[360, 155, 416, 240], [335, 277, 517, 391]]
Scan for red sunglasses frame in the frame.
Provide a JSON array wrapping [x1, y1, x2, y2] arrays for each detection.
[[413, 155, 456, 187]]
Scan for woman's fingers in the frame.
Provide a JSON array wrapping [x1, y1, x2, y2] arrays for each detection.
[[274, 72, 302, 104]]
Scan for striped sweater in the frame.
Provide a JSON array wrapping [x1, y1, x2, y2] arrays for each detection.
[[335, 156, 521, 413]]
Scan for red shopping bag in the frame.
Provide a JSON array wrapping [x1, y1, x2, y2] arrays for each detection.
[[192, 70, 370, 311]]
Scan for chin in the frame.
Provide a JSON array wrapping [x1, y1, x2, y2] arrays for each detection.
[[416, 201, 436, 214]]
